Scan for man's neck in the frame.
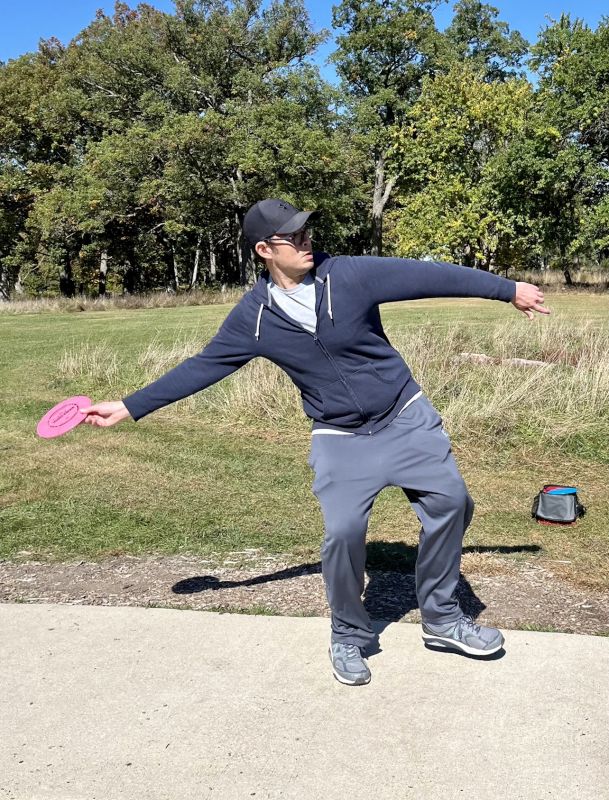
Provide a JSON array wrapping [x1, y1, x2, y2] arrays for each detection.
[[267, 263, 313, 290]]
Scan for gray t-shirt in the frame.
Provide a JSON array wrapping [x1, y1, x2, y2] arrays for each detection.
[[268, 273, 317, 334]]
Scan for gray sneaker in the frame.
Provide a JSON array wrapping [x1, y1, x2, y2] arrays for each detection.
[[329, 642, 371, 685], [422, 614, 504, 656]]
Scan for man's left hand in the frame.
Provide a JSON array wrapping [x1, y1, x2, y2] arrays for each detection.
[[512, 282, 551, 320]]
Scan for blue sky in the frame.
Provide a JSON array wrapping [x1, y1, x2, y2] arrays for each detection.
[[2, 0, 606, 83]]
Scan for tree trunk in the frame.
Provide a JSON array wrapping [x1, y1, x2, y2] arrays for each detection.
[[235, 209, 248, 286], [480, 247, 492, 271], [371, 152, 385, 257], [171, 243, 180, 292], [190, 233, 203, 290], [59, 253, 75, 297], [123, 248, 137, 294], [371, 150, 397, 257], [462, 243, 475, 268], [14, 268, 24, 296], [0, 265, 10, 301], [163, 239, 179, 293], [229, 166, 248, 285], [209, 232, 217, 283], [560, 248, 573, 286], [99, 250, 108, 297], [246, 249, 256, 285]]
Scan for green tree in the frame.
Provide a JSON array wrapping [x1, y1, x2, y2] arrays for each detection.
[[330, 0, 446, 256], [530, 15, 609, 272], [387, 63, 534, 270], [1, 0, 354, 296], [0, 38, 74, 297], [444, 0, 528, 81]]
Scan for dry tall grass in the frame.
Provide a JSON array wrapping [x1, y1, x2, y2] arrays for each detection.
[[59, 343, 122, 385], [393, 316, 609, 444], [57, 312, 609, 451], [0, 287, 245, 315], [512, 269, 608, 288]]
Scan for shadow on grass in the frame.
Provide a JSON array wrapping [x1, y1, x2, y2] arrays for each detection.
[[172, 540, 541, 638]]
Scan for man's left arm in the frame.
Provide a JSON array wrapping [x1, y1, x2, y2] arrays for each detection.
[[352, 256, 550, 319]]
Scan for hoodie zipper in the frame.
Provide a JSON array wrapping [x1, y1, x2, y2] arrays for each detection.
[[311, 278, 368, 424], [259, 272, 369, 426]]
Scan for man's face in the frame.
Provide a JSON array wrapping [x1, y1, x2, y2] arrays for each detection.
[[255, 227, 314, 273]]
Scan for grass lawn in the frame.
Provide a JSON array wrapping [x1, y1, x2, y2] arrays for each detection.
[[1, 292, 608, 591]]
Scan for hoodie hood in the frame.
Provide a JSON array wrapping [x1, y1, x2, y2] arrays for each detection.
[[251, 250, 332, 306], [251, 251, 333, 340]]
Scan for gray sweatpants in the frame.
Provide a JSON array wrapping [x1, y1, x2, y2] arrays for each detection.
[[308, 394, 474, 650]]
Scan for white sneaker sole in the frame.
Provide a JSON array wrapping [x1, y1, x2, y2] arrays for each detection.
[[422, 632, 505, 656]]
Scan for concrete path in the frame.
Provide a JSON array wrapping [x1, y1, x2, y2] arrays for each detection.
[[1, 603, 607, 800]]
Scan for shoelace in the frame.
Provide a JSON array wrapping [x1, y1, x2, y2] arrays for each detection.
[[342, 644, 361, 660], [458, 614, 481, 636]]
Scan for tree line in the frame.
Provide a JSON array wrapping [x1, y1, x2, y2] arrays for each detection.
[[1, 0, 608, 298]]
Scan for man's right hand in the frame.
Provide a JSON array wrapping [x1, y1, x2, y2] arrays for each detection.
[[79, 401, 131, 427]]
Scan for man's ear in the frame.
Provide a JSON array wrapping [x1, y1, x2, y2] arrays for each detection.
[[254, 240, 272, 261]]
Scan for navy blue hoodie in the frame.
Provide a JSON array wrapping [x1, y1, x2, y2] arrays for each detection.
[[122, 254, 516, 435]]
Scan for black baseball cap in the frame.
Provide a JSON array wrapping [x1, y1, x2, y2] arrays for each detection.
[[243, 199, 319, 245]]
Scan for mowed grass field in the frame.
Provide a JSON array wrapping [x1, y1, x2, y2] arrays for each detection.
[[1, 292, 608, 591]]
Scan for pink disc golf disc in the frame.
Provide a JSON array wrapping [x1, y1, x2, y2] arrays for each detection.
[[36, 396, 92, 439]]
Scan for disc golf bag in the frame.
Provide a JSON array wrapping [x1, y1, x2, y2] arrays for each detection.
[[531, 485, 586, 525]]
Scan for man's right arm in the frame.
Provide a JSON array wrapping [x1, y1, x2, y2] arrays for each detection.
[[80, 306, 256, 426]]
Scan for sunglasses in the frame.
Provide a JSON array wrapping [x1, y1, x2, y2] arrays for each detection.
[[266, 227, 313, 247]]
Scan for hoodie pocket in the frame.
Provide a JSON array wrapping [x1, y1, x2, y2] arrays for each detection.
[[317, 362, 401, 422]]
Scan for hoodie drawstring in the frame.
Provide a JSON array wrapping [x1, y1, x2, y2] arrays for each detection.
[[255, 269, 332, 340], [254, 303, 264, 340]]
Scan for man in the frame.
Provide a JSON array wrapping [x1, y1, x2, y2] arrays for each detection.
[[81, 198, 550, 686]]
